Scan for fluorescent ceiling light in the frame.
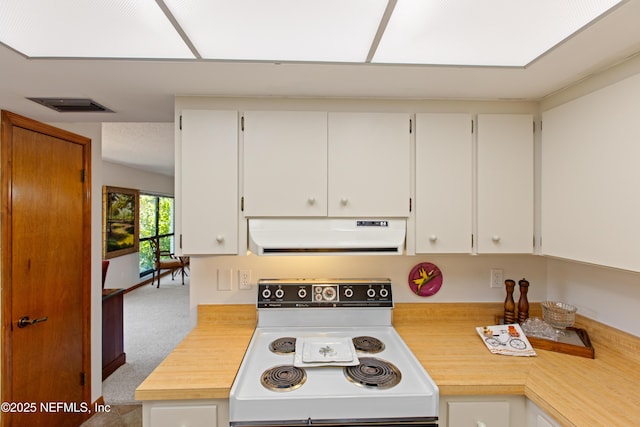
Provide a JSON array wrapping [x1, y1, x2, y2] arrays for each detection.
[[0, 0, 624, 66], [164, 0, 388, 62], [373, 0, 624, 66], [0, 0, 194, 58]]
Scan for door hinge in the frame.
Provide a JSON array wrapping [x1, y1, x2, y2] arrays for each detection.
[[241, 116, 245, 131], [409, 198, 412, 212], [533, 120, 536, 133], [471, 234, 474, 248], [179, 115, 182, 130], [180, 234, 182, 249], [471, 119, 474, 133], [80, 169, 86, 182], [409, 118, 412, 134], [241, 196, 244, 212], [80, 372, 86, 386]]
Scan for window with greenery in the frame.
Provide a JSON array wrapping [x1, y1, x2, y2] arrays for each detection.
[[139, 193, 175, 276]]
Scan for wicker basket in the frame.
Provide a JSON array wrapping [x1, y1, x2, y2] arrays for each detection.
[[542, 301, 577, 329]]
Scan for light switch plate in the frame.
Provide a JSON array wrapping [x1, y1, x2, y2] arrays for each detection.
[[217, 269, 232, 291]]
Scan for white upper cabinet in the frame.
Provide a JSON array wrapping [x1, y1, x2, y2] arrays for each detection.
[[476, 114, 534, 253], [243, 111, 328, 216], [180, 110, 239, 254], [541, 73, 640, 271], [328, 112, 411, 217], [243, 111, 411, 218], [415, 113, 473, 253]]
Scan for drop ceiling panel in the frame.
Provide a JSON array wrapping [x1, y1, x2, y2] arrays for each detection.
[[373, 0, 624, 66], [164, 0, 388, 62], [0, 0, 194, 58]]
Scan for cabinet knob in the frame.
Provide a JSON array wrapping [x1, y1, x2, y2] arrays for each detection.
[[216, 235, 225, 244], [429, 235, 438, 242], [492, 235, 501, 242], [340, 198, 349, 206], [307, 197, 316, 205]]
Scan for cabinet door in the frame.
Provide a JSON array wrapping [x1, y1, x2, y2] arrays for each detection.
[[181, 110, 238, 254], [328, 112, 410, 217], [415, 113, 472, 253], [541, 73, 640, 271], [243, 111, 327, 216], [476, 114, 533, 253]]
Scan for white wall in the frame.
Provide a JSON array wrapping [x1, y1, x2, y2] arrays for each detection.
[[102, 160, 174, 289], [546, 258, 640, 336], [189, 253, 547, 309]]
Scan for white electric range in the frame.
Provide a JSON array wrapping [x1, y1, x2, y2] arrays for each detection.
[[229, 279, 439, 427]]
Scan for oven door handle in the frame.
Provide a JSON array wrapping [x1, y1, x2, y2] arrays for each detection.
[[230, 417, 438, 427]]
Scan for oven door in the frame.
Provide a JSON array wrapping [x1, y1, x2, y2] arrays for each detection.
[[230, 417, 438, 426]]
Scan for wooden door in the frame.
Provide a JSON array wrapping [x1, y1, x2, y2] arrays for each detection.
[[1, 111, 91, 426]]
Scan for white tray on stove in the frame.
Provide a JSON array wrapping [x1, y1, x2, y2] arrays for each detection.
[[294, 337, 360, 367]]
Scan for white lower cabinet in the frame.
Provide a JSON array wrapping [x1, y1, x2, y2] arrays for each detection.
[[525, 400, 561, 427], [440, 395, 525, 427], [143, 400, 228, 427]]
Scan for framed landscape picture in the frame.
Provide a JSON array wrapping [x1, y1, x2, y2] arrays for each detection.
[[103, 186, 139, 259]]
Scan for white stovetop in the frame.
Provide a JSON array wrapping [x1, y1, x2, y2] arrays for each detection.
[[229, 325, 439, 423]]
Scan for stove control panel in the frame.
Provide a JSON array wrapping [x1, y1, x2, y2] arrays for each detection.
[[257, 279, 393, 308]]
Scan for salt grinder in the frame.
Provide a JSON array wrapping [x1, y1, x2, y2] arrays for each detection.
[[517, 278, 530, 323], [503, 279, 516, 324]]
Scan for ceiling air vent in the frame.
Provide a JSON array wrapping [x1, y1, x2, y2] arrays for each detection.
[[27, 97, 114, 113]]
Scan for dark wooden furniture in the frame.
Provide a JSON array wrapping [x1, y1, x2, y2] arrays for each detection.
[[102, 288, 126, 380], [149, 237, 186, 288]]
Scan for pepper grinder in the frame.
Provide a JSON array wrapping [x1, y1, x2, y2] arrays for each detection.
[[517, 278, 530, 323], [504, 279, 516, 324]]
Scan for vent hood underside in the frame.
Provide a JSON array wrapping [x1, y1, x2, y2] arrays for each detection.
[[248, 218, 406, 256]]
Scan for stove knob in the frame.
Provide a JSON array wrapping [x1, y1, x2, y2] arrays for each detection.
[[343, 288, 354, 298], [297, 288, 307, 299], [275, 288, 285, 299], [322, 286, 336, 301], [379, 288, 389, 298], [366, 288, 376, 298], [261, 288, 272, 299]]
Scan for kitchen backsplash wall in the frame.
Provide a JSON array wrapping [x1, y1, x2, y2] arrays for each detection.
[[546, 258, 640, 337], [190, 254, 640, 337], [188, 253, 547, 307]]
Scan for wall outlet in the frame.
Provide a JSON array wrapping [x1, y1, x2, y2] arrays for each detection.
[[490, 269, 504, 288], [239, 270, 252, 290]]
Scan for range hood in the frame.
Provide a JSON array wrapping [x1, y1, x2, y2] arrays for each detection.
[[248, 218, 406, 255]]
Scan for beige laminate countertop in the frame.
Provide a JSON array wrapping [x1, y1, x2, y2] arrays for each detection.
[[135, 303, 640, 426]]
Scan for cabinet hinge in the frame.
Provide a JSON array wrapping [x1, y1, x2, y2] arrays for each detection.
[[409, 118, 412, 134], [179, 115, 182, 130], [241, 116, 245, 131], [80, 372, 86, 386], [80, 169, 86, 182], [241, 196, 244, 212]]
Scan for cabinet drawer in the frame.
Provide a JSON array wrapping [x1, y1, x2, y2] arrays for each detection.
[[149, 404, 217, 427]]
